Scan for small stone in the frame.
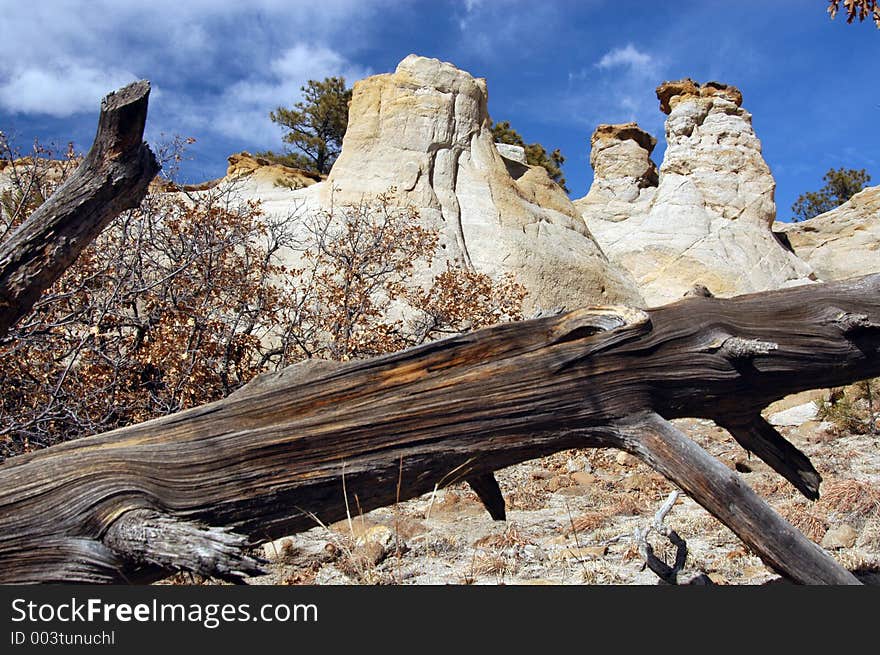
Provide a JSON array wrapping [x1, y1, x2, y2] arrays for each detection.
[[545, 476, 566, 492], [262, 537, 297, 561], [570, 471, 596, 487], [556, 486, 586, 498], [768, 402, 819, 427], [353, 541, 387, 567], [358, 525, 396, 550], [821, 524, 858, 549], [522, 544, 548, 562], [616, 452, 633, 466]]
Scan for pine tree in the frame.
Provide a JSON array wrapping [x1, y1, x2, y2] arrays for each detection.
[[263, 77, 352, 175], [791, 167, 871, 222]]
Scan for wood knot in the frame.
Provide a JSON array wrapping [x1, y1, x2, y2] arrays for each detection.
[[703, 335, 778, 359], [833, 311, 880, 334]]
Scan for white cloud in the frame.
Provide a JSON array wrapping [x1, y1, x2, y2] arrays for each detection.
[[0, 0, 386, 142], [596, 44, 655, 73], [562, 43, 667, 136], [207, 44, 371, 146], [0, 64, 138, 117]]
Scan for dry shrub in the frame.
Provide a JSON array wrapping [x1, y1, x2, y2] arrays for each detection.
[[473, 524, 531, 549], [609, 494, 644, 517], [472, 553, 519, 578], [0, 138, 526, 459], [857, 519, 880, 550], [815, 380, 879, 437], [507, 487, 547, 511]]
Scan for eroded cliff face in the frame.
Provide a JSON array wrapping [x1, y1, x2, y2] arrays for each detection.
[[577, 80, 815, 306], [320, 54, 643, 311], [775, 186, 880, 281]]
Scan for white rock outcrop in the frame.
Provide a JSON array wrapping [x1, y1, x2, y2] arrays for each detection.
[[574, 122, 658, 224], [577, 79, 815, 306], [314, 54, 643, 311], [774, 186, 880, 281]]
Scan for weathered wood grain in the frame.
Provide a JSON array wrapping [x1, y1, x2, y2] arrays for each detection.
[[0, 275, 878, 584], [0, 80, 159, 339]]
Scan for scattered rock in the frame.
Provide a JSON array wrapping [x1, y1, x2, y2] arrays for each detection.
[[821, 524, 858, 550], [545, 476, 568, 492], [768, 402, 819, 427], [495, 142, 527, 165], [522, 544, 548, 562], [261, 537, 297, 562]]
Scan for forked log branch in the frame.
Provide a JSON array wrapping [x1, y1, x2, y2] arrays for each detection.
[[0, 274, 878, 584], [0, 80, 159, 339]]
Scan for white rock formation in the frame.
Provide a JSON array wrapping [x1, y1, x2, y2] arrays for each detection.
[[577, 79, 816, 306], [774, 186, 880, 281], [314, 54, 643, 311], [574, 122, 658, 224]]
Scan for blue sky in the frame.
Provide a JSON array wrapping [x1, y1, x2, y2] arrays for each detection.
[[0, 0, 877, 221]]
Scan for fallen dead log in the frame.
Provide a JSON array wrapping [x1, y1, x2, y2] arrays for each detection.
[[1, 274, 878, 584], [0, 80, 159, 339]]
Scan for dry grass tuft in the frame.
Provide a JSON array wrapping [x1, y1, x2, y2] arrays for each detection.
[[564, 511, 609, 535], [472, 553, 519, 578], [779, 500, 828, 543], [819, 479, 880, 520], [473, 524, 532, 549]]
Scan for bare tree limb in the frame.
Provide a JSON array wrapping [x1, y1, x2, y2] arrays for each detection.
[[0, 80, 159, 339]]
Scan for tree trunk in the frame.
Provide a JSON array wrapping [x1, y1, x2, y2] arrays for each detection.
[[1, 274, 877, 584], [0, 80, 159, 340]]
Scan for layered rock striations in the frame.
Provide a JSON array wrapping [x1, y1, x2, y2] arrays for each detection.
[[577, 79, 815, 306], [775, 186, 880, 281]]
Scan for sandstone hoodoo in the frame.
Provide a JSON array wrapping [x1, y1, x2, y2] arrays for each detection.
[[775, 185, 880, 282], [317, 54, 643, 311], [578, 79, 816, 306], [574, 122, 658, 224]]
